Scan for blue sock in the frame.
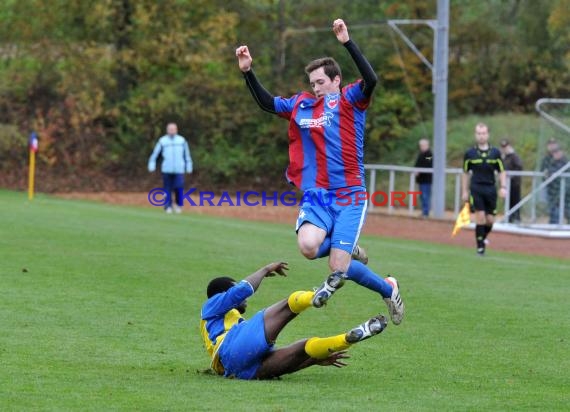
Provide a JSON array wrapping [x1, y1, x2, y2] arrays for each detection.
[[314, 237, 331, 259], [346, 260, 393, 298]]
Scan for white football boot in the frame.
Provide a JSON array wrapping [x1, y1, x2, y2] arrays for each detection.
[[312, 271, 345, 308], [345, 314, 388, 343], [384, 276, 404, 325]]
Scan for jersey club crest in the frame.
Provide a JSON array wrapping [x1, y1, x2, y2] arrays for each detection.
[[326, 93, 339, 110]]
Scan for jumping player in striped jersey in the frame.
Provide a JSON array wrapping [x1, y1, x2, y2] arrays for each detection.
[[235, 19, 404, 324]]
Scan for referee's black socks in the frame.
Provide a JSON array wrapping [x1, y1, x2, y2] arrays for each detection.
[[475, 224, 486, 249], [484, 224, 493, 239]]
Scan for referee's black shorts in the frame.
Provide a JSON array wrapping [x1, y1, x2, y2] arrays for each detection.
[[470, 184, 497, 215]]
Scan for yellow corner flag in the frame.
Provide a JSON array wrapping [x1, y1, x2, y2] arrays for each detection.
[[28, 132, 38, 200], [452, 202, 471, 237]]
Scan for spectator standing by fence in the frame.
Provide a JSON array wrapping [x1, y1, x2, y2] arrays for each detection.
[[540, 138, 559, 174], [544, 145, 570, 224], [414, 139, 433, 218], [499, 139, 523, 223]]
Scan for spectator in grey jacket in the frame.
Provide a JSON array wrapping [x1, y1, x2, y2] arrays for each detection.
[[148, 123, 193, 213]]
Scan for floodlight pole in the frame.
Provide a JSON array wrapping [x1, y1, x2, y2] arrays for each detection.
[[433, 0, 450, 219], [388, 1, 449, 219]]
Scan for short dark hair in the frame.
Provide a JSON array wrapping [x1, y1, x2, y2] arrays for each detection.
[[206, 276, 236, 298], [305, 57, 342, 81], [475, 122, 489, 132]]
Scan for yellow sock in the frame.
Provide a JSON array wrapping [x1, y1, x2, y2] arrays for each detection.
[[305, 334, 351, 359], [287, 291, 315, 314]]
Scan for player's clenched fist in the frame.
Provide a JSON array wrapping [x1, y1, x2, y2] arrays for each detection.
[[332, 19, 349, 43], [235, 45, 252, 72]]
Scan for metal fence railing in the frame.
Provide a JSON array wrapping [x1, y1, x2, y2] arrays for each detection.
[[364, 163, 570, 224]]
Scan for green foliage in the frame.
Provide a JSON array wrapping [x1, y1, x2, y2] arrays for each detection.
[[0, 0, 569, 190]]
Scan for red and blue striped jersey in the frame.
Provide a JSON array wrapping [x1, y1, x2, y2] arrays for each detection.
[[274, 80, 370, 190]]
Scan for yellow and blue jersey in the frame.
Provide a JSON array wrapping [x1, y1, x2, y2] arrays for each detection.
[[200, 280, 254, 375]]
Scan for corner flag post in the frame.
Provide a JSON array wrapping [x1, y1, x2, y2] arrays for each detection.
[[28, 132, 38, 200]]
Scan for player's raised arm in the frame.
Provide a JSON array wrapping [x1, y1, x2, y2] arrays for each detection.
[[236, 45, 253, 72], [236, 45, 277, 114], [333, 19, 378, 97], [244, 261, 288, 291]]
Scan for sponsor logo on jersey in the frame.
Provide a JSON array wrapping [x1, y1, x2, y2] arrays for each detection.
[[299, 112, 334, 129]]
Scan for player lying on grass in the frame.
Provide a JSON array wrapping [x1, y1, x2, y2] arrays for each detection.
[[236, 19, 404, 325], [200, 262, 387, 380]]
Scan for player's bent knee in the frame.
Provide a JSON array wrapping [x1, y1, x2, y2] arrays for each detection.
[[297, 224, 327, 259], [298, 239, 319, 259]]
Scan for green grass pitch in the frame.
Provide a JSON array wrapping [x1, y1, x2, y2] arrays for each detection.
[[1, 190, 568, 411]]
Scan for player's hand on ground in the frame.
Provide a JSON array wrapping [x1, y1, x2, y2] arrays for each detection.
[[264, 262, 289, 277], [332, 19, 349, 43], [316, 351, 349, 368], [235, 45, 252, 72]]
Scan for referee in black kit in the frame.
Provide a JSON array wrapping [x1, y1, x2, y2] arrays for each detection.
[[461, 123, 507, 256]]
